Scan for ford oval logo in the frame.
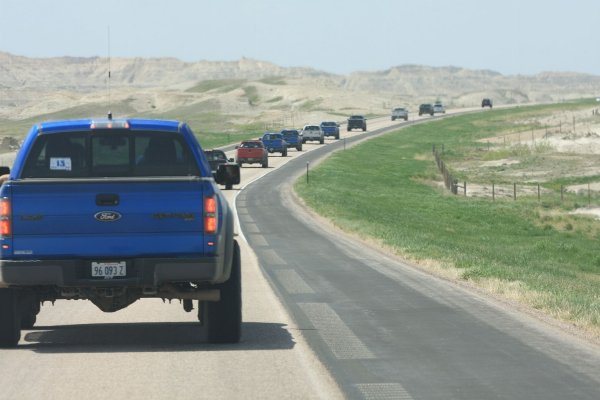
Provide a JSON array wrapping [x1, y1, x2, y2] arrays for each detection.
[[94, 211, 122, 222]]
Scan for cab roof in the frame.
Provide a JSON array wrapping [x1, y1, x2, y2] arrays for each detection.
[[36, 119, 182, 134]]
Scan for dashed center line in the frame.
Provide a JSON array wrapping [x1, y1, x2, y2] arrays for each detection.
[[273, 269, 315, 294], [298, 302, 375, 360]]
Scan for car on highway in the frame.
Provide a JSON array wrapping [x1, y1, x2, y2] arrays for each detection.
[[280, 129, 303, 151], [301, 125, 325, 144], [419, 104, 434, 116], [482, 98, 493, 108], [0, 117, 242, 347], [236, 140, 269, 168], [261, 132, 288, 156], [391, 107, 408, 121], [320, 121, 340, 139], [203, 149, 240, 190], [433, 101, 446, 114], [347, 115, 367, 131]]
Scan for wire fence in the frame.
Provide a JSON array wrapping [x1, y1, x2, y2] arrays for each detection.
[[431, 144, 600, 205]]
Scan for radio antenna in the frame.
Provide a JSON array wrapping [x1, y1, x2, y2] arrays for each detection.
[[107, 25, 112, 119]]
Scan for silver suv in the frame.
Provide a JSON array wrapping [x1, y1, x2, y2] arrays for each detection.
[[301, 125, 324, 144], [391, 107, 408, 121]]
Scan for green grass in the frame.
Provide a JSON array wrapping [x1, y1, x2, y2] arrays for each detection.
[[243, 86, 260, 106], [186, 79, 247, 93], [259, 76, 287, 85], [295, 99, 600, 336], [0, 99, 262, 149]]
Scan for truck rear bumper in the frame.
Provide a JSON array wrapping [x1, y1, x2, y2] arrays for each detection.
[[0, 257, 219, 288]]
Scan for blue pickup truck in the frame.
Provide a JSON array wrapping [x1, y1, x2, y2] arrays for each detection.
[[280, 129, 303, 151], [261, 132, 288, 156], [0, 118, 241, 347], [320, 121, 340, 139]]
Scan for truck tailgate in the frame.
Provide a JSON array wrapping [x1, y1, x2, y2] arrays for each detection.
[[8, 180, 211, 258]]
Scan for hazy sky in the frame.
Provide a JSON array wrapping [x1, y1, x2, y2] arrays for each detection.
[[1, 0, 598, 76]]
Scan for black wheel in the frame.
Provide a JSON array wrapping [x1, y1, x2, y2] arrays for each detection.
[[0, 289, 21, 348], [205, 240, 241, 343], [335, 134, 339, 140], [347, 128, 350, 132], [225, 183, 233, 190], [21, 312, 36, 329], [296, 144, 302, 151], [320, 138, 324, 144], [282, 149, 287, 157], [391, 117, 395, 121], [19, 291, 39, 329], [362, 126, 366, 131], [262, 157, 268, 168], [404, 117, 408, 121]]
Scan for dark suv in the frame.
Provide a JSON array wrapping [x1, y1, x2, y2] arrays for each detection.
[[347, 115, 367, 131], [418, 104, 434, 116], [482, 98, 493, 108]]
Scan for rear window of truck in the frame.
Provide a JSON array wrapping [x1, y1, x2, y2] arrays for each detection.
[[21, 131, 200, 178]]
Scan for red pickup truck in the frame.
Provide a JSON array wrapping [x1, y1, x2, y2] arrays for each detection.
[[236, 140, 268, 168]]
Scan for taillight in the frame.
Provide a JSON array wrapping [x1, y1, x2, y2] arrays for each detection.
[[204, 196, 218, 234], [0, 198, 11, 237]]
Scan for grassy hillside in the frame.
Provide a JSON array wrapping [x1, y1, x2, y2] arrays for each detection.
[[295, 99, 600, 338]]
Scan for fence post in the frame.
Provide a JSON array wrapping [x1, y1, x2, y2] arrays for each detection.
[[561, 185, 563, 202], [464, 181, 467, 196], [589, 183, 591, 205], [513, 183, 517, 200], [538, 183, 540, 201], [492, 182, 495, 201], [306, 162, 309, 184]]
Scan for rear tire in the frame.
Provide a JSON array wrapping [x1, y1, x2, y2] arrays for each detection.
[[225, 183, 233, 190], [0, 289, 21, 348], [205, 240, 242, 344], [319, 138, 324, 144], [20, 292, 39, 329], [262, 158, 268, 168]]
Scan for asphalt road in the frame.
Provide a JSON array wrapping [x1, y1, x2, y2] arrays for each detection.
[[237, 119, 600, 399]]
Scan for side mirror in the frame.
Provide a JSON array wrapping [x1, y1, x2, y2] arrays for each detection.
[[215, 164, 241, 186], [235, 145, 239, 149], [0, 166, 10, 176]]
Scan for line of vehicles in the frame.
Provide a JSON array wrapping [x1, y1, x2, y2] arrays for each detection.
[[205, 117, 366, 190], [393, 98, 493, 120]]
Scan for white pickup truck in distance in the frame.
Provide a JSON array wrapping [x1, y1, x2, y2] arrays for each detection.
[[301, 125, 324, 144]]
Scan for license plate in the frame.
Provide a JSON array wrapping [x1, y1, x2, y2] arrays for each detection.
[[91, 261, 127, 279]]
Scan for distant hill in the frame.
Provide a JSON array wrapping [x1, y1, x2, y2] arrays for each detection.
[[0, 52, 332, 90], [1, 51, 599, 124]]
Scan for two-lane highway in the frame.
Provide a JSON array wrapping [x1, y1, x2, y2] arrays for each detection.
[[0, 115, 404, 400], [237, 120, 600, 399]]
